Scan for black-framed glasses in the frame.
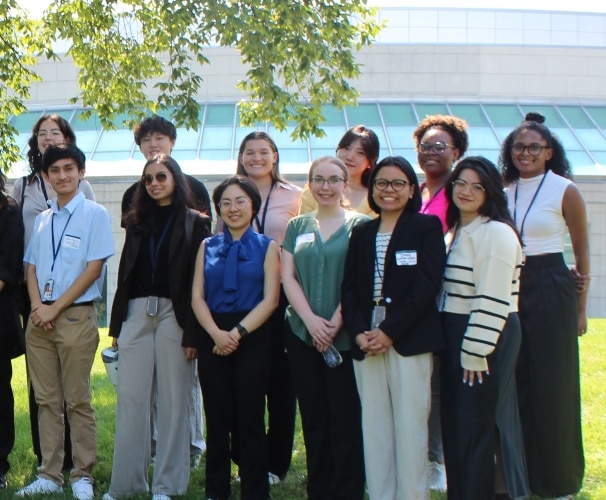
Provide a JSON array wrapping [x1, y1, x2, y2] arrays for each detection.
[[373, 178, 409, 191], [310, 176, 345, 186], [142, 171, 169, 185], [512, 142, 550, 156], [418, 142, 455, 154], [452, 179, 485, 194]]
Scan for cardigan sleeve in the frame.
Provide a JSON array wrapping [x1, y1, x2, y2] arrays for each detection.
[[460, 222, 522, 372]]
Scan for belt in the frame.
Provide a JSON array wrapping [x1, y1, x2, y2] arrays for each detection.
[[42, 301, 94, 307]]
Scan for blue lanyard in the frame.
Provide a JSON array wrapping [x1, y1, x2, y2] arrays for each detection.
[[149, 212, 176, 283], [51, 212, 74, 272]]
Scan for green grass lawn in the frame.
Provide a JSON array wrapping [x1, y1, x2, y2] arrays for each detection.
[[2, 320, 605, 499]]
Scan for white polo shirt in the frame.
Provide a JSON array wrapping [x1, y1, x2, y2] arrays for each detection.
[[24, 191, 114, 303]]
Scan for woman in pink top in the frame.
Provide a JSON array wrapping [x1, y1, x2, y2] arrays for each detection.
[[412, 114, 469, 492]]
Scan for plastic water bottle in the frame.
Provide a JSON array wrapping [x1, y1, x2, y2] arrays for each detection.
[[322, 344, 343, 368]]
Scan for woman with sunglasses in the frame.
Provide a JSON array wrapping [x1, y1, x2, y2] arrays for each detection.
[[282, 157, 368, 500], [439, 157, 528, 500], [104, 156, 211, 500], [12, 114, 95, 472], [191, 175, 280, 500], [499, 113, 589, 499], [300, 125, 379, 216], [341, 156, 445, 500], [412, 114, 469, 492]]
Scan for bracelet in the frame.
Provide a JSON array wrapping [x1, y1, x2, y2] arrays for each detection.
[[236, 323, 249, 338]]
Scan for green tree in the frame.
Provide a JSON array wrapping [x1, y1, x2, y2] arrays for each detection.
[[1, 0, 382, 172], [0, 1, 47, 171]]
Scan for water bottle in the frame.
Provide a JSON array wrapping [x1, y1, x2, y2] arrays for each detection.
[[322, 344, 343, 368]]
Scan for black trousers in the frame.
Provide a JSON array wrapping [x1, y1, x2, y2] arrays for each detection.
[[441, 312, 522, 500], [285, 326, 365, 500], [198, 312, 270, 500], [0, 355, 14, 476]]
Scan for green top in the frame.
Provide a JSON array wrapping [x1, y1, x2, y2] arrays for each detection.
[[282, 210, 370, 350]]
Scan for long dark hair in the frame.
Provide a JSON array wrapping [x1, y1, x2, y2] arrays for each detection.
[[337, 125, 380, 188], [27, 114, 76, 178], [236, 131, 286, 184], [446, 156, 521, 243], [124, 155, 192, 232], [368, 156, 421, 214], [499, 112, 573, 183]]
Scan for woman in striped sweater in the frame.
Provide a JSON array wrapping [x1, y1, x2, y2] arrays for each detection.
[[438, 157, 529, 500]]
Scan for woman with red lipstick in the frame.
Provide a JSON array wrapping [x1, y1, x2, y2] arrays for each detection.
[[500, 113, 589, 499], [412, 114, 469, 492], [439, 156, 528, 500], [300, 125, 379, 216], [342, 156, 445, 499]]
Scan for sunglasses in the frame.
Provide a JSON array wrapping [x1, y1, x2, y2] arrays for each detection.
[[142, 171, 169, 186]]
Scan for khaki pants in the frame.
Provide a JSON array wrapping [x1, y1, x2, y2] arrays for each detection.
[[26, 305, 99, 486]]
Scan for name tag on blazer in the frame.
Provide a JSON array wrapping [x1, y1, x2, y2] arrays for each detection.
[[395, 250, 417, 266]]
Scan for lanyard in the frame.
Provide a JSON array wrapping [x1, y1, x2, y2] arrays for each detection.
[[51, 212, 74, 272], [513, 173, 547, 247], [39, 174, 50, 203], [253, 182, 276, 235], [420, 183, 444, 214], [149, 212, 176, 283]]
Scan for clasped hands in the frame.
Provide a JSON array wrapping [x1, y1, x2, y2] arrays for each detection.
[[356, 328, 393, 357]]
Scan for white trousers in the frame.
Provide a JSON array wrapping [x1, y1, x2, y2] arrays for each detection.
[[354, 348, 432, 500], [108, 298, 191, 497]]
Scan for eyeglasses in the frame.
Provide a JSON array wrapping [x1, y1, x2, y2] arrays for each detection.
[[142, 172, 169, 185], [512, 142, 550, 156], [452, 179, 485, 194], [373, 179, 409, 191], [220, 197, 251, 210], [37, 130, 63, 139], [310, 176, 345, 186], [418, 142, 455, 154]]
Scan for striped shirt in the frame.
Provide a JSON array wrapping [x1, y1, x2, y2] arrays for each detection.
[[373, 232, 391, 301], [440, 216, 523, 372]]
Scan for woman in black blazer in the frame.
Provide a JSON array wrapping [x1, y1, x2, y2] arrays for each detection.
[[342, 156, 446, 500], [105, 155, 211, 499]]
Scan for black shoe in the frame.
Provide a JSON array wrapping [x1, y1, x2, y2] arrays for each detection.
[[0, 473, 7, 489]]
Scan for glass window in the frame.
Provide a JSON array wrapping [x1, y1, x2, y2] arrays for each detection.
[[448, 104, 489, 126], [71, 110, 104, 131], [519, 105, 566, 127], [234, 126, 264, 154], [558, 106, 595, 128], [345, 104, 382, 126], [380, 103, 417, 126], [387, 125, 416, 155], [92, 129, 135, 160], [467, 128, 500, 149], [483, 104, 523, 127], [575, 129, 606, 151], [320, 105, 346, 126], [75, 131, 101, 156], [205, 104, 236, 126], [584, 106, 606, 129], [201, 127, 234, 154], [10, 112, 44, 133], [173, 128, 201, 157], [414, 103, 449, 120], [309, 127, 346, 151]]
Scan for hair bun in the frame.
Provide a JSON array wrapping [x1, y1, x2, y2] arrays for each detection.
[[525, 112, 545, 124]]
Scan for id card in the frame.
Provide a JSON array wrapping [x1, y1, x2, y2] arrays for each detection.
[[371, 305, 386, 329], [43, 279, 54, 301], [146, 296, 159, 317]]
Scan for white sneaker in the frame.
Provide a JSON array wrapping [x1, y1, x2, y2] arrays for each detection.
[[428, 461, 447, 492], [16, 476, 62, 496], [268, 472, 281, 485], [152, 494, 171, 500], [71, 477, 94, 500]]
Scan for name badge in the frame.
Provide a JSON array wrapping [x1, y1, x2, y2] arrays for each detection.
[[43, 279, 54, 301], [395, 250, 417, 266], [63, 235, 81, 250], [295, 232, 315, 247]]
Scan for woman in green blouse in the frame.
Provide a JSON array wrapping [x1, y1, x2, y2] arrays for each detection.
[[281, 156, 368, 500]]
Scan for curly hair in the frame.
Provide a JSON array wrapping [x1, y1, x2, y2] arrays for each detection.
[[412, 114, 469, 156], [27, 114, 76, 178], [499, 112, 573, 183], [124, 155, 192, 232]]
